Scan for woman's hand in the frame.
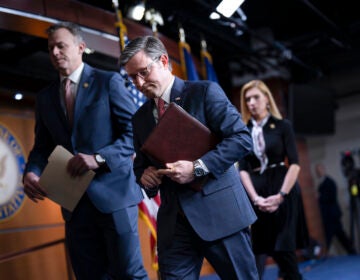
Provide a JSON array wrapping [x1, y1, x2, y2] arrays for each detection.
[[257, 193, 283, 213]]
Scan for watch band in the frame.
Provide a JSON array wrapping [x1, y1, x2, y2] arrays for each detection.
[[193, 160, 207, 177], [279, 191, 287, 198]]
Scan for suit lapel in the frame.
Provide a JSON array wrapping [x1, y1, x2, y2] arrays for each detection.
[[170, 77, 186, 107], [147, 99, 157, 128], [47, 81, 69, 130], [73, 64, 93, 128]]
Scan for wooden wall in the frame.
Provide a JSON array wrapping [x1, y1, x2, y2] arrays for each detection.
[[0, 107, 69, 279]]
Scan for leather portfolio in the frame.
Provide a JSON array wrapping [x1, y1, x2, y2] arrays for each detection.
[[141, 102, 219, 164]]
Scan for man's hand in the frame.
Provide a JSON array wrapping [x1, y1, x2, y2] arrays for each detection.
[[157, 160, 194, 184], [67, 153, 98, 177], [140, 166, 163, 188], [23, 172, 47, 202]]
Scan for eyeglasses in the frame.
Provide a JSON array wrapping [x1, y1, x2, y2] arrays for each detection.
[[127, 57, 159, 83]]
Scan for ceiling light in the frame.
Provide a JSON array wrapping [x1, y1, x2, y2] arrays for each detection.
[[216, 0, 245, 18], [209, 12, 220, 20], [14, 92, 23, 100], [127, 2, 145, 21]]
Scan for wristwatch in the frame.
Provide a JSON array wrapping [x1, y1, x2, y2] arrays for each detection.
[[193, 160, 207, 177], [279, 191, 287, 198], [94, 153, 106, 166]]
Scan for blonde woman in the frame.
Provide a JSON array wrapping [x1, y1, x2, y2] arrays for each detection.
[[238, 80, 308, 280]]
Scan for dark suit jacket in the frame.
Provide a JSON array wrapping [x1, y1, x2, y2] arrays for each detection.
[[132, 77, 257, 250], [318, 176, 342, 222], [25, 64, 143, 216]]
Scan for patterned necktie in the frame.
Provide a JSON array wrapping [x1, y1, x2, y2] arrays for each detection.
[[157, 98, 166, 119], [63, 78, 74, 127]]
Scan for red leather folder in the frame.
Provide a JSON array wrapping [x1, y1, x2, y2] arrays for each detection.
[[141, 103, 219, 164], [141, 103, 220, 191]]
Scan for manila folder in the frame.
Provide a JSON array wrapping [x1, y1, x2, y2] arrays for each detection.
[[141, 102, 220, 164], [39, 145, 95, 212]]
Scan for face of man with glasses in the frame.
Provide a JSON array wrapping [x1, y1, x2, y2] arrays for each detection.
[[125, 51, 170, 99], [127, 57, 159, 84]]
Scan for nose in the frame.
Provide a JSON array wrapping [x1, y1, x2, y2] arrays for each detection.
[[134, 75, 145, 87], [248, 97, 256, 105], [50, 46, 60, 56]]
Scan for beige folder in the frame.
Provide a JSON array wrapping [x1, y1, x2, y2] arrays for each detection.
[[39, 145, 95, 211]]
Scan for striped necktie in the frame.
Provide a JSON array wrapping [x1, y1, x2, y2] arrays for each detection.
[[157, 98, 166, 119]]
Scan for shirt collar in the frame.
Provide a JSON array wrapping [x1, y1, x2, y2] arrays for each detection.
[[60, 63, 84, 84], [156, 75, 175, 105], [251, 113, 270, 127]]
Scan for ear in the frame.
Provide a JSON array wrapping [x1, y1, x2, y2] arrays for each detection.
[[78, 41, 86, 55], [159, 54, 169, 69]]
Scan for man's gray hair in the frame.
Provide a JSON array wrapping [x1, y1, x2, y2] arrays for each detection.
[[46, 22, 84, 44], [119, 36, 171, 71]]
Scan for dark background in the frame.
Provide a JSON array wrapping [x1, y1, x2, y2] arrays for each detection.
[[1, 0, 359, 134]]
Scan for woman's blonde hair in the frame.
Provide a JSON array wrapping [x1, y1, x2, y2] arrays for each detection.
[[240, 79, 282, 123]]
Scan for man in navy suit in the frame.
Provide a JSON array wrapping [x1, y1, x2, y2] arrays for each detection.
[[23, 22, 148, 280], [120, 36, 258, 280]]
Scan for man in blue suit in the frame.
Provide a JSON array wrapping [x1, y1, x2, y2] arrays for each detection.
[[120, 36, 258, 280], [23, 22, 148, 280]]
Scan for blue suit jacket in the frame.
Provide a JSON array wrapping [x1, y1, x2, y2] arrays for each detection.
[[132, 77, 257, 249], [26, 64, 143, 216]]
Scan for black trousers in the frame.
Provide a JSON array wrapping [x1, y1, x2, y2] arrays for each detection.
[[325, 218, 356, 254], [256, 251, 302, 280]]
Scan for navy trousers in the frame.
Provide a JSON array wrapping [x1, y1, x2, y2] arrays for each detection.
[[158, 213, 259, 280], [65, 194, 148, 280]]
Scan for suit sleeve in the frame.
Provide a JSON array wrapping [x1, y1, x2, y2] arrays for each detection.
[[198, 82, 253, 178], [95, 73, 137, 171]]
